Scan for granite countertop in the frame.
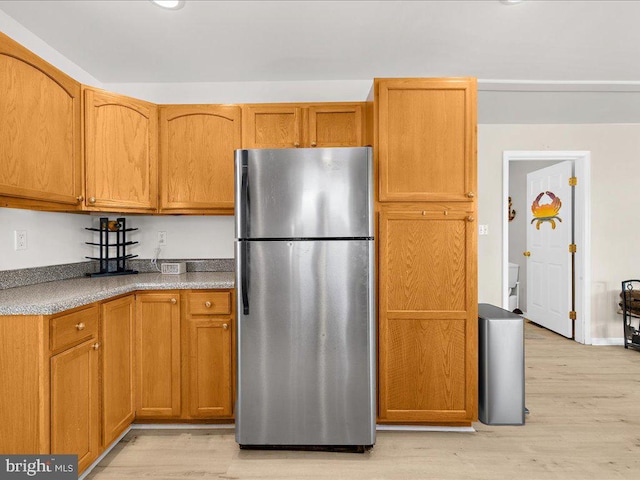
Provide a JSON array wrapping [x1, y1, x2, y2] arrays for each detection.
[[0, 272, 235, 316]]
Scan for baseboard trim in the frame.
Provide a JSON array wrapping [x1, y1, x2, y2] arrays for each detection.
[[130, 423, 235, 430], [79, 426, 132, 480], [591, 337, 625, 346], [376, 425, 475, 433]]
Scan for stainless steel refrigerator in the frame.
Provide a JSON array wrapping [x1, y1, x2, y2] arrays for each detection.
[[234, 147, 375, 450]]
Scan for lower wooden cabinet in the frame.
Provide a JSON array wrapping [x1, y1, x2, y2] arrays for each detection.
[[378, 205, 478, 424], [50, 337, 100, 472], [0, 289, 235, 475], [134, 290, 235, 420], [186, 318, 233, 417], [101, 296, 135, 445], [135, 292, 182, 418]]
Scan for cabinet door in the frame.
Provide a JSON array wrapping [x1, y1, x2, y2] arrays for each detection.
[[159, 105, 240, 213], [84, 88, 158, 212], [187, 319, 233, 417], [0, 32, 82, 208], [308, 104, 363, 147], [377, 78, 477, 202], [51, 339, 100, 473], [242, 105, 302, 148], [378, 206, 477, 423], [135, 293, 181, 418], [101, 296, 134, 446]]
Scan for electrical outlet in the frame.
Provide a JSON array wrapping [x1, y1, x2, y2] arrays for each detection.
[[161, 262, 186, 274], [478, 224, 489, 236], [158, 231, 167, 246], [14, 230, 27, 250]]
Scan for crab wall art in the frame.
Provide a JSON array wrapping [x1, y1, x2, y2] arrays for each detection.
[[531, 191, 562, 230]]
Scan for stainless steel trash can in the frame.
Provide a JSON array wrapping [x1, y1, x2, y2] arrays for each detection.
[[478, 303, 525, 425]]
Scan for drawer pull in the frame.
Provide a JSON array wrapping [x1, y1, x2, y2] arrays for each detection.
[[75, 322, 85, 331], [205, 301, 212, 308], [223, 323, 229, 330], [170, 298, 177, 304], [92, 342, 101, 350]]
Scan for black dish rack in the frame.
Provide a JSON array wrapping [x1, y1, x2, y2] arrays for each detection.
[[621, 280, 640, 349], [86, 217, 139, 277]]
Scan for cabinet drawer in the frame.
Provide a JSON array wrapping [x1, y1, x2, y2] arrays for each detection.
[[187, 292, 231, 316], [50, 306, 99, 353]]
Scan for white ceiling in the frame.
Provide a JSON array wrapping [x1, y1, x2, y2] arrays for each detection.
[[0, 0, 639, 86]]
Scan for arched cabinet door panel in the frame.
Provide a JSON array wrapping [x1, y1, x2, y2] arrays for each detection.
[[159, 105, 241, 214], [84, 88, 158, 212], [0, 32, 82, 208]]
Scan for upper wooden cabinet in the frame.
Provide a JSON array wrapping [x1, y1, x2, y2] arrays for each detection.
[[242, 105, 302, 148], [376, 78, 477, 202], [84, 88, 158, 212], [0, 32, 82, 210], [242, 103, 365, 149], [159, 105, 241, 214]]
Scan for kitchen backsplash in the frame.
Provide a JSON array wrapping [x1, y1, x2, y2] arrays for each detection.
[[0, 258, 234, 290]]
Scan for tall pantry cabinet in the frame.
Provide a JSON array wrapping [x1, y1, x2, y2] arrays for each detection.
[[375, 78, 478, 424]]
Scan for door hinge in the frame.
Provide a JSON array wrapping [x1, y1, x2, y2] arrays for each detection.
[[569, 244, 577, 253], [569, 177, 578, 186], [569, 311, 577, 320]]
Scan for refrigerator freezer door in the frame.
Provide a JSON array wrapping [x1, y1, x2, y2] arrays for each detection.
[[235, 239, 376, 446], [235, 147, 373, 239]]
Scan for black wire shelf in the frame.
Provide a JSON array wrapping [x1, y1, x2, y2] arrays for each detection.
[[86, 217, 138, 277]]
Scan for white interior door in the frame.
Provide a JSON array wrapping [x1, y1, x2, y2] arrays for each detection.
[[526, 161, 573, 338]]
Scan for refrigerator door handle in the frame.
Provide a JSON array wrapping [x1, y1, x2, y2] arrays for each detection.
[[241, 152, 250, 237], [241, 241, 250, 315]]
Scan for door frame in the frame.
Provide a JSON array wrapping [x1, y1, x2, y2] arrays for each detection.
[[502, 151, 591, 344]]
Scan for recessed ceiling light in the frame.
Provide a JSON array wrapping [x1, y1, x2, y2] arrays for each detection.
[[151, 0, 185, 10], [500, 0, 524, 4]]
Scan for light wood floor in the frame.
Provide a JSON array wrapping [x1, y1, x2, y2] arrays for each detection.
[[87, 322, 640, 479]]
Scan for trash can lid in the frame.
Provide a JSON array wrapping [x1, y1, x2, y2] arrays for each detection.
[[478, 303, 523, 320]]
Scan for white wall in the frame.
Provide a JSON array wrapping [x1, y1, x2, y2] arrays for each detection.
[[0, 10, 101, 86], [102, 80, 373, 105], [479, 124, 640, 342], [129, 216, 234, 260], [0, 209, 92, 270]]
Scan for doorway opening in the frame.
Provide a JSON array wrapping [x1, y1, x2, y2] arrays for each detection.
[[502, 151, 591, 344]]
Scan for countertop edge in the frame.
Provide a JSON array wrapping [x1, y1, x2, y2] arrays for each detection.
[[0, 273, 235, 316]]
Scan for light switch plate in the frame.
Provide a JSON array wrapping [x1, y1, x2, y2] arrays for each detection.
[[161, 262, 186, 274], [479, 224, 489, 236]]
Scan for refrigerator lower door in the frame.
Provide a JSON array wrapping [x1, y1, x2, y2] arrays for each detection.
[[235, 239, 375, 447]]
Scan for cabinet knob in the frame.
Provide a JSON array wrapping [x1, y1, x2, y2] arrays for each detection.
[[75, 322, 85, 331], [311, 142, 317, 147], [523, 251, 531, 257], [467, 216, 474, 222], [92, 342, 101, 350], [467, 191, 475, 198], [88, 197, 96, 204], [170, 298, 177, 304], [223, 323, 229, 330], [294, 142, 300, 148], [76, 195, 84, 203], [205, 301, 212, 308]]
